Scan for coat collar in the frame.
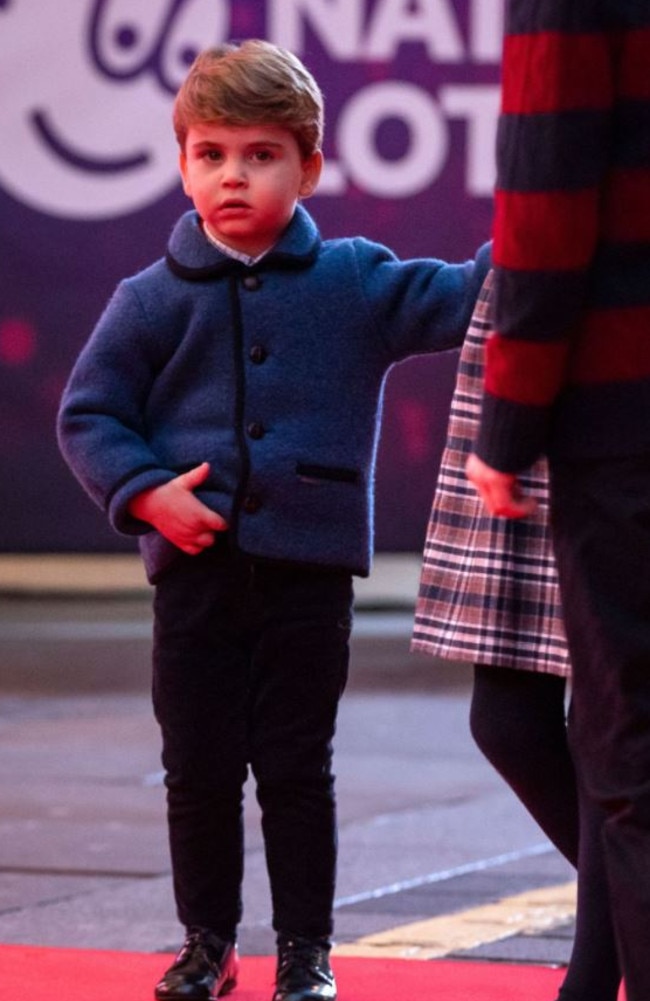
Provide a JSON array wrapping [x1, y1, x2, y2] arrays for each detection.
[[166, 204, 321, 281]]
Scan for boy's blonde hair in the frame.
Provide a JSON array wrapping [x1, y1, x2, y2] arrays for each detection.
[[173, 39, 324, 159]]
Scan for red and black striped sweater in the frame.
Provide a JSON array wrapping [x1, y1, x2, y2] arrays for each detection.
[[476, 0, 650, 473]]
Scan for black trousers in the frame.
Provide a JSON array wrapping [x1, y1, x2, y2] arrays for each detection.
[[151, 541, 353, 941], [550, 454, 650, 1001]]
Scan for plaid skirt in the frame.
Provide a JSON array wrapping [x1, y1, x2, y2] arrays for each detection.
[[411, 272, 569, 676]]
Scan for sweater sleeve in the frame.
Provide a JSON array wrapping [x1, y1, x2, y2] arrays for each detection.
[[476, 0, 614, 472]]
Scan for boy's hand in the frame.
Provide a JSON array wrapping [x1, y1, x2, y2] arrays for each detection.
[[128, 462, 228, 554], [465, 452, 538, 519]]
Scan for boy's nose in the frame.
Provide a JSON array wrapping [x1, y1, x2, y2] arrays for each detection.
[[222, 160, 247, 186]]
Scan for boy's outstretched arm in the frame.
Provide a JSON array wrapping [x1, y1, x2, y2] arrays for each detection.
[[128, 462, 228, 555]]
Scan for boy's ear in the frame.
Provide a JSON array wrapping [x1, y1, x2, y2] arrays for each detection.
[[299, 150, 323, 199], [178, 151, 192, 197]]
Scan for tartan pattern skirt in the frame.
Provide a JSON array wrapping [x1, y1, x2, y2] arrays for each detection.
[[411, 272, 569, 676]]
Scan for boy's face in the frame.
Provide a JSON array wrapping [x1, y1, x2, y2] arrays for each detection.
[[179, 121, 322, 257]]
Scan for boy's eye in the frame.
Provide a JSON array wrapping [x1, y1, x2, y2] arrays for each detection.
[[251, 149, 274, 162], [195, 148, 222, 162]]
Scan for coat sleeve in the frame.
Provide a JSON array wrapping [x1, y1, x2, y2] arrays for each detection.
[[354, 239, 491, 362], [56, 280, 176, 535]]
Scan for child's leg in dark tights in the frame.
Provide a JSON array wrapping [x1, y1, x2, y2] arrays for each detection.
[[470, 665, 620, 1001], [470, 665, 579, 862]]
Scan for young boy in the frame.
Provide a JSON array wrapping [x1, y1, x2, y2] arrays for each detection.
[[57, 40, 489, 1001]]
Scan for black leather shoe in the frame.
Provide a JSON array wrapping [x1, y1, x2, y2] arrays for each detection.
[[272, 934, 336, 1001], [154, 927, 239, 1000]]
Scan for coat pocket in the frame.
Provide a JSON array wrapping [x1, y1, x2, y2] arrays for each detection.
[[296, 462, 359, 485]]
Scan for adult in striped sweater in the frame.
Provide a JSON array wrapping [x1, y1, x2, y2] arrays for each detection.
[[466, 4, 650, 1000]]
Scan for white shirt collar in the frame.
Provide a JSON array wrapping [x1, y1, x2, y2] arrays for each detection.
[[202, 223, 271, 267]]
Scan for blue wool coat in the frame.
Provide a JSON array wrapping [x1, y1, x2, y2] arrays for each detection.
[[57, 205, 490, 582]]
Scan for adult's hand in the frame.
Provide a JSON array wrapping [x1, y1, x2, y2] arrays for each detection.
[[465, 452, 537, 519]]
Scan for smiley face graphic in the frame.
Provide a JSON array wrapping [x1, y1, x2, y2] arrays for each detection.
[[0, 0, 229, 218]]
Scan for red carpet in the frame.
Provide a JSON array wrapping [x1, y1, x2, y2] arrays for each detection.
[[0, 944, 567, 1001]]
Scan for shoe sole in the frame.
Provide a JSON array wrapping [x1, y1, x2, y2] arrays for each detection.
[[154, 974, 237, 1001]]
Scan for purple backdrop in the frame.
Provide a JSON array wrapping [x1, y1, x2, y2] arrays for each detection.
[[0, 0, 500, 554]]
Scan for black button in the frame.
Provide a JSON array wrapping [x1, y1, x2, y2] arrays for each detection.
[[242, 493, 261, 513], [242, 274, 261, 290], [247, 422, 265, 440], [249, 344, 267, 364]]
